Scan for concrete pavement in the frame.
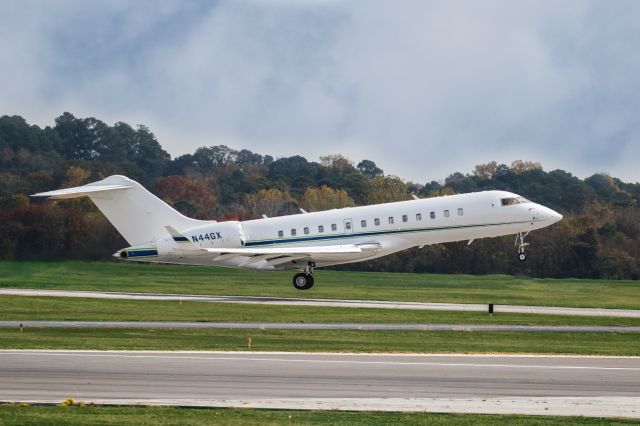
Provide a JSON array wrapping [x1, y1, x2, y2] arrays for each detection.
[[1, 350, 638, 418]]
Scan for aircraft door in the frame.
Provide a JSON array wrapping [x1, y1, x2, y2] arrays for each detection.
[[343, 218, 353, 234]]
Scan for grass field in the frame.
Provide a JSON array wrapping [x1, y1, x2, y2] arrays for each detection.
[[2, 328, 639, 355], [2, 261, 640, 308], [2, 262, 639, 422], [3, 295, 640, 326], [2, 261, 639, 355], [1, 404, 636, 426]]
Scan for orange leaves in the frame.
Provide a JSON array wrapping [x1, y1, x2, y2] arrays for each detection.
[[154, 176, 217, 219]]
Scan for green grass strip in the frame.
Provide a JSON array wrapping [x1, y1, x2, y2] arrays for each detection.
[[1, 328, 639, 355], [1, 261, 639, 309], [0, 404, 637, 426], [3, 296, 640, 326]]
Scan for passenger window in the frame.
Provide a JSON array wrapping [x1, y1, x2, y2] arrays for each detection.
[[402, 214, 408, 223], [416, 213, 422, 221], [345, 221, 352, 230], [318, 225, 324, 233], [374, 218, 380, 226], [430, 211, 436, 219], [444, 210, 450, 218], [278, 230, 284, 238], [361, 220, 367, 228], [458, 208, 464, 216], [331, 223, 337, 231], [291, 229, 297, 236], [388, 217, 394, 225], [304, 227, 309, 235]]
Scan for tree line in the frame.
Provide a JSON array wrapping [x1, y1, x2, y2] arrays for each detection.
[[1, 113, 639, 280]]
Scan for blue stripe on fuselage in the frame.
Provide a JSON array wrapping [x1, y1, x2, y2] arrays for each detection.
[[126, 249, 159, 257]]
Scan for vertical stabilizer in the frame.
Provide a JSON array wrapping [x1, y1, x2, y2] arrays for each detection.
[[33, 175, 210, 246]]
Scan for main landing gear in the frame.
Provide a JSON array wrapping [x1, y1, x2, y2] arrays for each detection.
[[515, 232, 530, 262], [292, 262, 315, 290]]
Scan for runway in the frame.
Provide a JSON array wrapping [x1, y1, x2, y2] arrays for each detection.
[[1, 350, 639, 418], [2, 320, 639, 332], [3, 288, 640, 318]]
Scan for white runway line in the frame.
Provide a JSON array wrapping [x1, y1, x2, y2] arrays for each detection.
[[2, 320, 639, 332], [3, 351, 640, 371]]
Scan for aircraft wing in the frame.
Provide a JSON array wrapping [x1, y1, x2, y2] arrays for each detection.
[[164, 225, 381, 269], [203, 243, 381, 269], [204, 245, 364, 255]]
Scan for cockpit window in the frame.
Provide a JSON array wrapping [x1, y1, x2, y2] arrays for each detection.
[[501, 196, 531, 206]]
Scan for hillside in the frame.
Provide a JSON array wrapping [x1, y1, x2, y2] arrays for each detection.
[[1, 113, 639, 279]]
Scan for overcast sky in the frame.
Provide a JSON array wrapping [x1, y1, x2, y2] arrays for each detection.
[[1, 0, 639, 183]]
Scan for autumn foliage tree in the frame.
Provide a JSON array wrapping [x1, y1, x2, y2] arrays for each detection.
[[365, 176, 411, 204], [3, 113, 640, 279], [154, 175, 217, 219], [244, 188, 297, 218], [300, 186, 355, 212]]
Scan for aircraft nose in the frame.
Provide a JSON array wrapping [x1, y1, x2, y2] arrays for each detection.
[[544, 207, 563, 223], [532, 205, 562, 224]]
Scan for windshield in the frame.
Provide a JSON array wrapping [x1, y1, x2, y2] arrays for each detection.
[[501, 196, 531, 206]]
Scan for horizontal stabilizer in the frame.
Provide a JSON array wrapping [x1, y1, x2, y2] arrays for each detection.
[[32, 183, 132, 199]]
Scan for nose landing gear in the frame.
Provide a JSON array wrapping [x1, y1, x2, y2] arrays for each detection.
[[515, 232, 530, 262], [292, 262, 315, 290]]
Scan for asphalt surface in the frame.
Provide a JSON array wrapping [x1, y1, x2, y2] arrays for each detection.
[[2, 320, 639, 332], [1, 350, 639, 417], [3, 288, 640, 318]]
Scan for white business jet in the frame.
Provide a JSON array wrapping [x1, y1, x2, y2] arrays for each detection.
[[34, 175, 562, 290]]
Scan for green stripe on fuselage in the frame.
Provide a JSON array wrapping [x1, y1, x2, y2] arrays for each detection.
[[245, 220, 533, 247]]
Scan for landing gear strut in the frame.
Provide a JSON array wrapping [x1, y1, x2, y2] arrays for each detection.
[[292, 262, 315, 290], [515, 232, 530, 262]]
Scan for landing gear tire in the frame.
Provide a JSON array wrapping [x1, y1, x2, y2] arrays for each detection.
[[515, 232, 530, 263], [293, 273, 314, 290]]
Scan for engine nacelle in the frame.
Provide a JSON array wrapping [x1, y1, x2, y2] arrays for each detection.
[[179, 221, 246, 249], [120, 221, 246, 259]]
